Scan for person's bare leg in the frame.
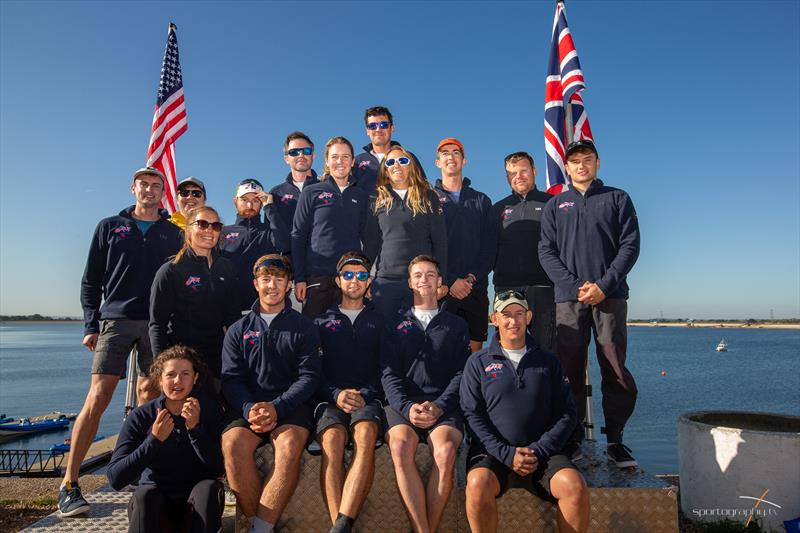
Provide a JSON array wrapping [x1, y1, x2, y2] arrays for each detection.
[[465, 468, 500, 533], [339, 420, 378, 519], [387, 425, 429, 533], [62, 374, 120, 484], [221, 427, 263, 518], [258, 424, 309, 524], [425, 425, 461, 532], [319, 425, 347, 523], [550, 468, 590, 533], [136, 375, 157, 404]]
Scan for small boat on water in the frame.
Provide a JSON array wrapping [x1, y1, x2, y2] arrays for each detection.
[[0, 412, 76, 442], [49, 435, 104, 454], [716, 339, 728, 352]]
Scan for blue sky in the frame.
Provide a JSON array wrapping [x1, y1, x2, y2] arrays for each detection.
[[1, 1, 798, 319]]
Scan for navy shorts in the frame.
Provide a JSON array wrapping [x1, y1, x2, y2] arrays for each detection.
[[467, 443, 576, 502], [314, 400, 385, 445], [384, 404, 463, 444], [222, 403, 314, 443]]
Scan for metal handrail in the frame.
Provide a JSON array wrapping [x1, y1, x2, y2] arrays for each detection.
[[0, 449, 66, 476]]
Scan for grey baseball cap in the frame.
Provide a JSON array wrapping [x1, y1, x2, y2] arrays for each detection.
[[178, 176, 206, 195], [132, 166, 166, 182]]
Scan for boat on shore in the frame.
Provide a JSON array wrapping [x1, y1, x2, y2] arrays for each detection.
[[0, 412, 76, 442], [49, 435, 104, 454]]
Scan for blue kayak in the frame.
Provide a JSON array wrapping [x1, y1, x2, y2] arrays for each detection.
[[0, 415, 71, 442]]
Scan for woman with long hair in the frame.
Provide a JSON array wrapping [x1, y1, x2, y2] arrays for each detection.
[[364, 145, 448, 319], [107, 345, 225, 533], [149, 206, 241, 387]]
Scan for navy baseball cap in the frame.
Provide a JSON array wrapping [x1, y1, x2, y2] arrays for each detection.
[[565, 139, 599, 159]]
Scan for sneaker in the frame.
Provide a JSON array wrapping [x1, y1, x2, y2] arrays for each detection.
[[58, 482, 90, 517], [607, 443, 638, 468]]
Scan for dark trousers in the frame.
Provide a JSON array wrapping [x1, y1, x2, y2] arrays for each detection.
[[370, 277, 412, 321], [127, 480, 224, 533], [301, 275, 338, 319], [495, 285, 557, 353], [556, 298, 637, 444]]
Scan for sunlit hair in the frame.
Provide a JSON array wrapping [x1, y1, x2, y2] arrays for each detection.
[[173, 206, 221, 264], [322, 136, 354, 180], [374, 146, 432, 217], [364, 106, 393, 126], [252, 253, 293, 280], [148, 344, 206, 386], [407, 254, 441, 277], [503, 151, 535, 171], [284, 131, 314, 151]]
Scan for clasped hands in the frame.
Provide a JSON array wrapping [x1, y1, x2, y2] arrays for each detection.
[[152, 397, 201, 441]]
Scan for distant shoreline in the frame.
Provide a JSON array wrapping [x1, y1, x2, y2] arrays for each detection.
[[1, 320, 82, 324], [628, 321, 800, 330]]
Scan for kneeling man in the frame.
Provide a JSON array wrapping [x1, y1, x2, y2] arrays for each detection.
[[460, 290, 589, 533], [381, 255, 471, 533], [221, 254, 321, 533], [314, 251, 384, 533]]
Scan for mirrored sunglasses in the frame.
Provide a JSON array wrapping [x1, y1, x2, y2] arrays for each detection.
[[339, 271, 369, 282], [366, 121, 391, 130], [286, 147, 313, 157], [385, 157, 410, 167]]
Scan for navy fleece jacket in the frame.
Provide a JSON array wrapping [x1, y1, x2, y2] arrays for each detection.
[[460, 334, 576, 466], [353, 141, 426, 194], [314, 302, 384, 404], [381, 307, 470, 419], [433, 178, 496, 286], [290, 178, 368, 282], [107, 390, 224, 493], [269, 170, 319, 253], [221, 302, 321, 420], [538, 179, 640, 303], [80, 206, 182, 335]]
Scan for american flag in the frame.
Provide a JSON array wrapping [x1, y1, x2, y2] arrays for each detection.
[[544, 1, 593, 194], [146, 23, 187, 214]]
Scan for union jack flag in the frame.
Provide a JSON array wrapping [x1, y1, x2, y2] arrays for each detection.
[[146, 23, 188, 214], [544, 1, 594, 194]]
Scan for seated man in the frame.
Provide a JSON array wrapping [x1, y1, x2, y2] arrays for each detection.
[[221, 254, 321, 533], [313, 251, 384, 533], [381, 255, 471, 533], [460, 291, 589, 533]]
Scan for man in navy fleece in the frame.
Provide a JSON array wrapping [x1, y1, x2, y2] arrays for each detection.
[[221, 254, 321, 533], [460, 290, 589, 533], [538, 139, 640, 468], [313, 251, 383, 533], [381, 255, 470, 533]]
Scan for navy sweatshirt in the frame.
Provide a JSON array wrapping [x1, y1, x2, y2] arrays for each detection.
[[107, 390, 224, 493], [290, 178, 368, 282], [314, 302, 384, 404], [149, 249, 241, 377], [269, 170, 319, 254], [219, 206, 287, 310], [221, 301, 321, 420], [492, 188, 554, 287], [433, 178, 497, 286], [364, 188, 449, 280], [460, 334, 576, 466], [80, 206, 182, 335], [381, 307, 470, 419], [353, 141, 427, 194], [538, 179, 640, 303]]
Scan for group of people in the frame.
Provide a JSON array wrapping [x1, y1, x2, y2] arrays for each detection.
[[58, 105, 641, 533]]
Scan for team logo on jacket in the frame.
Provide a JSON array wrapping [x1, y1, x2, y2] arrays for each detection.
[[324, 319, 342, 332], [396, 320, 414, 334], [113, 225, 132, 238], [558, 201, 575, 213], [225, 232, 240, 241], [485, 363, 504, 378], [358, 161, 370, 170], [435, 191, 449, 203], [502, 207, 513, 222], [243, 330, 261, 345], [317, 192, 334, 204], [280, 194, 295, 205], [184, 276, 202, 291]]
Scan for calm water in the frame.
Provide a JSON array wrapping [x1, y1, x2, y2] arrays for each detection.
[[1, 322, 798, 474]]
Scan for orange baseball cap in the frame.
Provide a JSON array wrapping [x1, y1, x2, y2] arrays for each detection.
[[436, 137, 465, 156]]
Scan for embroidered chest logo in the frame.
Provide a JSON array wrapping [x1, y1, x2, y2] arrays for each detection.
[[436, 192, 449, 204], [502, 207, 514, 222], [243, 330, 261, 346], [558, 201, 575, 213], [396, 320, 415, 334], [281, 194, 295, 205], [485, 363, 504, 378], [113, 225, 132, 239], [324, 319, 342, 332], [225, 232, 240, 241], [358, 161, 371, 170], [184, 276, 202, 292], [317, 192, 335, 204]]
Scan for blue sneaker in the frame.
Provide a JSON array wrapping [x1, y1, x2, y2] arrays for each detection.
[[58, 482, 90, 517]]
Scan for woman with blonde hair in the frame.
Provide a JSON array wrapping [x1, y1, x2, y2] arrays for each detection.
[[149, 206, 241, 387], [364, 145, 448, 319]]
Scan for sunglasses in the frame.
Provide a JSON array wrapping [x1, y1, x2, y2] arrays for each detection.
[[191, 219, 223, 232], [495, 290, 526, 302], [339, 271, 369, 282], [385, 157, 410, 167], [178, 189, 204, 198], [255, 258, 290, 272], [286, 147, 313, 157], [366, 121, 391, 131]]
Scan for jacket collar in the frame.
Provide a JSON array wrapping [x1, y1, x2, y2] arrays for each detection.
[[435, 176, 472, 194], [234, 213, 263, 226], [362, 140, 402, 154], [119, 205, 171, 221], [284, 169, 319, 187], [248, 298, 294, 321], [485, 332, 540, 359]]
